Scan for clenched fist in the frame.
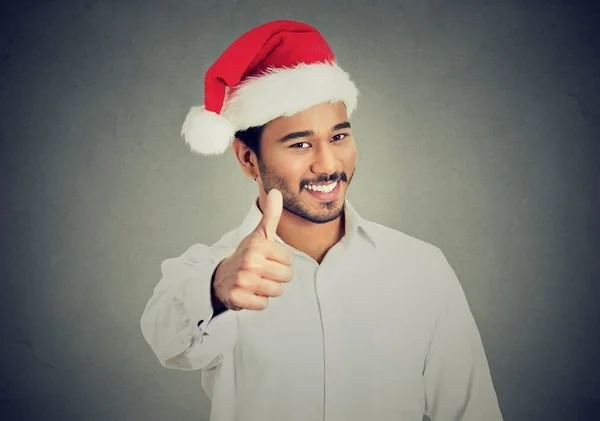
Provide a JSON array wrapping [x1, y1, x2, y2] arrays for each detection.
[[212, 189, 295, 312]]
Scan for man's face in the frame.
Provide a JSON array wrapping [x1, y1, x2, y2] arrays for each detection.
[[256, 101, 357, 224]]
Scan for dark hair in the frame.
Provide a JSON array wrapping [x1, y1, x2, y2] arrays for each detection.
[[235, 125, 265, 160]]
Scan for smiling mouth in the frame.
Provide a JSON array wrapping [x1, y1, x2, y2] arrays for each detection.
[[303, 180, 341, 201], [303, 180, 338, 193]]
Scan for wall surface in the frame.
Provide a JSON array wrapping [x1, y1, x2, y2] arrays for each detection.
[[1, 0, 599, 420]]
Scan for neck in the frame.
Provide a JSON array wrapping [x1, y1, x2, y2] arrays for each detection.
[[279, 210, 345, 264], [255, 195, 345, 264]]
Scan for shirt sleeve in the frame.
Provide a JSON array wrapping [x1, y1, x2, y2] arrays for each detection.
[[140, 243, 238, 371], [423, 251, 504, 421]]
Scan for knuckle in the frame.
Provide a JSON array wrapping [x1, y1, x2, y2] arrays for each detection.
[[247, 295, 266, 311], [227, 290, 241, 308], [230, 289, 252, 310], [272, 284, 284, 297], [260, 279, 283, 297], [276, 267, 293, 282], [239, 255, 256, 271], [234, 275, 247, 288], [257, 297, 268, 310], [235, 274, 253, 290]]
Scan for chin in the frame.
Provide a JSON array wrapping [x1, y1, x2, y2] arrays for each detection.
[[308, 199, 345, 223], [283, 195, 344, 224]]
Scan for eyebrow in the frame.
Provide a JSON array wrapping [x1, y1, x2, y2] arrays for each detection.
[[277, 121, 352, 143]]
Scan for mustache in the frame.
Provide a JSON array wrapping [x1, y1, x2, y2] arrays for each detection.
[[300, 172, 347, 187]]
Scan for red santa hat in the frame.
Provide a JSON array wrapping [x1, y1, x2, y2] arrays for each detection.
[[181, 20, 359, 155]]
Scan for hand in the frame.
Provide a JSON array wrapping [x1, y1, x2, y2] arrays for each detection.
[[212, 189, 295, 311]]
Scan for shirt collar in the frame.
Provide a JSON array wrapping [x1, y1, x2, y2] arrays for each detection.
[[237, 197, 377, 249]]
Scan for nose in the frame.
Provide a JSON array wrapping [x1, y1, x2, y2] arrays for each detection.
[[310, 143, 338, 175]]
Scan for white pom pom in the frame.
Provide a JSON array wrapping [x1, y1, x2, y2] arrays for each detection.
[[181, 106, 236, 155]]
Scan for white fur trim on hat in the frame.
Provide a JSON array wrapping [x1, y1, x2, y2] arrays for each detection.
[[223, 61, 359, 131], [181, 62, 358, 156], [181, 106, 236, 155]]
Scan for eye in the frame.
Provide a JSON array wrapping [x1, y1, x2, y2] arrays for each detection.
[[290, 142, 310, 149], [332, 133, 347, 142]]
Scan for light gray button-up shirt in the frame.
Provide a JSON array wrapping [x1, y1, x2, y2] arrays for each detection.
[[141, 199, 503, 421]]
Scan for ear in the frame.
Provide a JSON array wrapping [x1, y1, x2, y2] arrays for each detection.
[[232, 138, 259, 180]]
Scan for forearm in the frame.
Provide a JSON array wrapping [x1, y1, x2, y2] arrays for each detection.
[[140, 244, 237, 371]]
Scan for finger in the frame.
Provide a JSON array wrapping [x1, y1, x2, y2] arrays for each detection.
[[229, 288, 269, 311], [251, 278, 286, 297], [263, 241, 295, 266], [256, 259, 294, 283], [254, 189, 283, 240]]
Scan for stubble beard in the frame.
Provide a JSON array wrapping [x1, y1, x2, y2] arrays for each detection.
[[257, 159, 354, 225]]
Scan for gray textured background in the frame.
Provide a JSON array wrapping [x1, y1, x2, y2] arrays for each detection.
[[1, 0, 599, 420]]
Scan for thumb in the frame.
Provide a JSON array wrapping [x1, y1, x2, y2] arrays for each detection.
[[254, 189, 283, 240]]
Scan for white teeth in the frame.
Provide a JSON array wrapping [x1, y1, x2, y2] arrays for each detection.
[[305, 181, 337, 193]]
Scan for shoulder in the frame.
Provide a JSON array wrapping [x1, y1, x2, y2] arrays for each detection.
[[362, 219, 445, 261], [360, 220, 459, 294], [174, 226, 242, 264]]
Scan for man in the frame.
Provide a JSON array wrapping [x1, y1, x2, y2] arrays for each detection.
[[141, 20, 503, 421]]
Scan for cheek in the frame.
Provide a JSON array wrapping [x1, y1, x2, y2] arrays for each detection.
[[267, 153, 307, 183], [341, 145, 357, 168], [279, 160, 304, 181]]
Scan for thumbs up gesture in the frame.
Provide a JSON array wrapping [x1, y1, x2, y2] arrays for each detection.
[[212, 189, 295, 311]]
